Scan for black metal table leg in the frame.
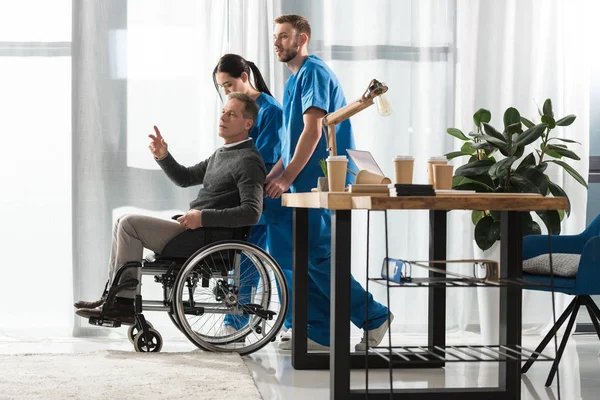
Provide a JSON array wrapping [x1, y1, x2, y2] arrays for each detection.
[[292, 207, 309, 369], [429, 210, 447, 354], [499, 211, 523, 399], [331, 209, 352, 399]]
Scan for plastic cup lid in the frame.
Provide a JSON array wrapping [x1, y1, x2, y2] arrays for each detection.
[[394, 155, 414, 161], [428, 156, 448, 162]]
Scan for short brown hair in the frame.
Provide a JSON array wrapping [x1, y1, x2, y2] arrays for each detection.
[[227, 92, 258, 127], [274, 14, 311, 40]]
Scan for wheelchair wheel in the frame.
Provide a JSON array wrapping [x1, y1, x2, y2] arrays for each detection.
[[172, 240, 288, 356], [133, 329, 163, 352], [127, 321, 154, 344]]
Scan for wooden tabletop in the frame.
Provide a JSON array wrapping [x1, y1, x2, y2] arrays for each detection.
[[282, 192, 568, 211]]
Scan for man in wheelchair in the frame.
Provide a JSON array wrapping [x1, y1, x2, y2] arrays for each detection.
[[75, 92, 267, 328]]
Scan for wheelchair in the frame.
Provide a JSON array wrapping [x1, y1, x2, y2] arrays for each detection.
[[85, 224, 288, 356]]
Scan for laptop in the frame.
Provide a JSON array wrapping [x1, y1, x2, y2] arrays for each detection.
[[346, 149, 385, 176]]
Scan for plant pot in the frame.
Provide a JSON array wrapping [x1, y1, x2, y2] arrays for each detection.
[[474, 240, 500, 345], [317, 177, 329, 192]]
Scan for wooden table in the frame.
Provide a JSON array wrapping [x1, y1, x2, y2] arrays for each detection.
[[282, 192, 567, 400]]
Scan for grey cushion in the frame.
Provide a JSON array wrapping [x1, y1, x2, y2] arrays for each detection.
[[523, 253, 581, 278]]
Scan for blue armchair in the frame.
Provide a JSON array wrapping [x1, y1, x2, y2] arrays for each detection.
[[520, 214, 600, 387]]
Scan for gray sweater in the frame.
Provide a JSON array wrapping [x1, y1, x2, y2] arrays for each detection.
[[156, 139, 266, 228]]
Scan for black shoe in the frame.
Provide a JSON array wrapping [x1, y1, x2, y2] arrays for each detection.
[[74, 297, 106, 309], [75, 302, 135, 325]]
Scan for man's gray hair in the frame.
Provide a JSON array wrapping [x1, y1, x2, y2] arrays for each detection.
[[228, 92, 259, 128]]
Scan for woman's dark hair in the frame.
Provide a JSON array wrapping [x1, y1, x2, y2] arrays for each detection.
[[213, 54, 273, 100]]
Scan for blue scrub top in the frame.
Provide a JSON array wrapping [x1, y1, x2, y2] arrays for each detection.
[[250, 93, 292, 224], [281, 55, 356, 193], [251, 93, 283, 164]]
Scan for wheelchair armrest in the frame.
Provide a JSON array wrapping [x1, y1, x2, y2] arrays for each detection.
[[574, 236, 600, 294], [523, 233, 587, 260]]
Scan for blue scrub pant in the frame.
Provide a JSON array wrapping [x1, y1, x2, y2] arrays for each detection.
[[301, 208, 389, 346], [224, 221, 294, 329]]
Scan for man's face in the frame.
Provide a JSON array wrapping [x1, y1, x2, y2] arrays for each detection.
[[219, 98, 253, 140], [273, 22, 300, 63]]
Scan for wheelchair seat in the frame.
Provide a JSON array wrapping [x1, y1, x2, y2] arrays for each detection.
[[147, 226, 252, 262]]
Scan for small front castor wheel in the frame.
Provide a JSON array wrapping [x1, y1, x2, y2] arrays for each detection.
[[127, 321, 154, 344], [133, 329, 163, 352]]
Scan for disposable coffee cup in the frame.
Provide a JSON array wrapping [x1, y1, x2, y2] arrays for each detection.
[[427, 156, 448, 185], [327, 155, 348, 192], [433, 164, 454, 190], [393, 156, 414, 184]]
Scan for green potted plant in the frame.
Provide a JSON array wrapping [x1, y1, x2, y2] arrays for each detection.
[[317, 159, 329, 192], [445, 99, 587, 250]]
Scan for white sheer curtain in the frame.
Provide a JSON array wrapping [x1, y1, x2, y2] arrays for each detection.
[[453, 0, 591, 334], [72, 0, 230, 337], [0, 0, 72, 338]]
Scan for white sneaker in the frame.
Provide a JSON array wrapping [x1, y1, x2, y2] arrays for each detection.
[[279, 329, 292, 342], [278, 336, 329, 352], [355, 313, 394, 352]]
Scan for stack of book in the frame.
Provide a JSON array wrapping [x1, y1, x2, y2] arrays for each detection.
[[388, 184, 436, 197]]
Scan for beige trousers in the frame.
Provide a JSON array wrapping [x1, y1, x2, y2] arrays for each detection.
[[109, 214, 185, 298]]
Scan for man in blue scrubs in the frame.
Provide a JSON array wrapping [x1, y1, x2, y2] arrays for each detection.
[[265, 14, 392, 351]]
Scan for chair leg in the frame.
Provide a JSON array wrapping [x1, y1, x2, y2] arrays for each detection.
[[585, 304, 600, 340], [545, 300, 581, 387], [585, 296, 600, 322], [521, 296, 579, 373]]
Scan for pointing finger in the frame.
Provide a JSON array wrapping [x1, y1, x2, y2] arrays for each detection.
[[153, 125, 162, 139]]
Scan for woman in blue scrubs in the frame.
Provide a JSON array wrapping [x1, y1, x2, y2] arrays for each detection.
[[213, 54, 293, 332]]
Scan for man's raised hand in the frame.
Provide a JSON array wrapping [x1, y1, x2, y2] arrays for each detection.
[[148, 125, 168, 160]]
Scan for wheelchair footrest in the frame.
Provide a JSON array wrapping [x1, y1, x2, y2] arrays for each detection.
[[240, 304, 276, 320], [89, 317, 122, 328]]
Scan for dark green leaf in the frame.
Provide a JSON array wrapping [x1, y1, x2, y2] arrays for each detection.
[[447, 128, 470, 141], [516, 153, 536, 171], [482, 123, 507, 142], [475, 216, 501, 251], [473, 109, 492, 128], [556, 114, 576, 126], [547, 160, 589, 188], [489, 156, 517, 177], [444, 151, 471, 160], [461, 142, 476, 154], [509, 174, 542, 194], [521, 116, 535, 129], [505, 122, 523, 135], [471, 210, 485, 225], [514, 123, 547, 147], [518, 166, 549, 195], [546, 145, 580, 160], [547, 180, 571, 216], [512, 145, 525, 158], [535, 162, 548, 173], [542, 115, 556, 129], [536, 210, 561, 235], [548, 137, 581, 144], [452, 175, 493, 192], [503, 107, 521, 131], [545, 150, 563, 159], [455, 159, 496, 177], [543, 98, 554, 118], [522, 213, 542, 236], [468, 155, 479, 163]]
